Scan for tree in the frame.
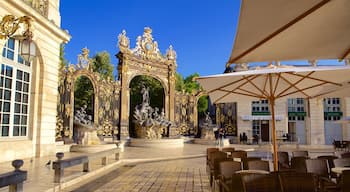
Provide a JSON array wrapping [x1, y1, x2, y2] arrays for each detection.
[[183, 73, 200, 93], [175, 72, 185, 91], [74, 76, 94, 117], [175, 72, 208, 115], [91, 51, 114, 80]]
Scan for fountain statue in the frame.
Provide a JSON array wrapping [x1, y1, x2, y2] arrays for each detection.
[[133, 85, 172, 139], [73, 105, 101, 145]]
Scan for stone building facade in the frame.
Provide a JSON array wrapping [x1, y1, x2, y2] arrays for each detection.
[[0, 0, 70, 162]]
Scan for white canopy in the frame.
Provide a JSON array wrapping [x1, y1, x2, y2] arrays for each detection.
[[197, 65, 350, 104], [228, 0, 350, 64]]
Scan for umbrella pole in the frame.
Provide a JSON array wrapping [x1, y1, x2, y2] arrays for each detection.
[[270, 97, 279, 171]]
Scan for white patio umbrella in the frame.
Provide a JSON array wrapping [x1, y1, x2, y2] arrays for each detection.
[[196, 65, 350, 171], [228, 0, 350, 64]]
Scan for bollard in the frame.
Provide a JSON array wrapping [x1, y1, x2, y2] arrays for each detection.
[[8, 159, 27, 192], [54, 152, 64, 183]]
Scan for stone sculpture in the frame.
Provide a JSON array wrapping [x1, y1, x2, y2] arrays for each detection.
[[133, 85, 172, 139]]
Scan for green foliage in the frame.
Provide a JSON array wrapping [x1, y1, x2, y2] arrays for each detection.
[[91, 51, 114, 80], [198, 96, 209, 117], [74, 76, 94, 118], [183, 73, 200, 93], [59, 43, 69, 70], [129, 76, 164, 110], [175, 72, 185, 91]]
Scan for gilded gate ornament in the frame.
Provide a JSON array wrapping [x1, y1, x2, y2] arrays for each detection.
[[56, 48, 122, 141]]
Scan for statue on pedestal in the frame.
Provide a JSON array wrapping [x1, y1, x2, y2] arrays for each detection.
[[133, 85, 173, 139]]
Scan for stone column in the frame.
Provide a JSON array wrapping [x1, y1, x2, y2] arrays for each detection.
[[342, 97, 350, 139], [305, 98, 325, 145]]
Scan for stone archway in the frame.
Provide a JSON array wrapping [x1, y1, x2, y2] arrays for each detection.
[[116, 27, 177, 139]]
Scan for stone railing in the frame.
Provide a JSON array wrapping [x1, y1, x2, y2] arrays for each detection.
[[22, 0, 48, 17], [0, 160, 27, 192]]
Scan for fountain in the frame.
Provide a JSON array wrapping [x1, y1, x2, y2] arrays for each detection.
[[70, 105, 117, 152], [129, 85, 183, 148]]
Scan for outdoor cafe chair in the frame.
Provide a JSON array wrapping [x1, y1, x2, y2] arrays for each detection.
[[206, 148, 219, 173], [221, 147, 235, 158], [278, 172, 318, 192], [291, 156, 308, 173], [209, 151, 229, 187], [247, 160, 270, 172], [242, 157, 261, 170], [292, 150, 309, 158], [305, 159, 337, 191], [339, 170, 350, 192], [317, 155, 338, 178], [218, 161, 241, 192], [277, 151, 291, 170], [334, 158, 350, 167], [231, 150, 247, 161], [240, 172, 280, 192], [340, 152, 350, 158]]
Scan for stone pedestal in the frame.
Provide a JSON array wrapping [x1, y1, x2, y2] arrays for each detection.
[[74, 122, 101, 146], [200, 123, 216, 140]]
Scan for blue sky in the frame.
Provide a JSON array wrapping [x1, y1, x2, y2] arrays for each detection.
[[60, 0, 241, 78]]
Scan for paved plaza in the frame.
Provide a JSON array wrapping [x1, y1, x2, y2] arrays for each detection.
[[0, 143, 337, 192]]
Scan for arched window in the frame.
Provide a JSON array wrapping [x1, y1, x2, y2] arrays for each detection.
[[0, 38, 32, 138]]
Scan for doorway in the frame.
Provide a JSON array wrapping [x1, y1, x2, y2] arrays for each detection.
[[261, 120, 269, 142]]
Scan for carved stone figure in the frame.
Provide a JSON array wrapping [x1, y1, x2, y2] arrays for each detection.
[[118, 30, 130, 49], [141, 84, 150, 106], [77, 48, 90, 69], [74, 105, 92, 126], [166, 45, 176, 60]]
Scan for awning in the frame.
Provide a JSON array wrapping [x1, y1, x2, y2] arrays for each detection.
[[241, 115, 284, 121], [228, 0, 350, 64]]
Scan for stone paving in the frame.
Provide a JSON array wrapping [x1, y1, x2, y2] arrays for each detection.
[[65, 158, 210, 192], [0, 143, 339, 192]]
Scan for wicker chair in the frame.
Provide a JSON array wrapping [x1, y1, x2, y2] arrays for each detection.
[[209, 151, 229, 187], [242, 157, 262, 170], [317, 155, 338, 178], [292, 150, 309, 158], [278, 151, 291, 170], [341, 152, 350, 158], [231, 150, 248, 160], [207, 148, 220, 173], [240, 173, 280, 192], [339, 170, 350, 192], [291, 156, 308, 173], [247, 160, 270, 172], [305, 159, 337, 191], [278, 172, 318, 192], [218, 161, 241, 192], [334, 158, 350, 167], [221, 147, 235, 158]]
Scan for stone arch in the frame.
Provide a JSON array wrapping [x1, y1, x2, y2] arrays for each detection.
[[116, 27, 177, 139]]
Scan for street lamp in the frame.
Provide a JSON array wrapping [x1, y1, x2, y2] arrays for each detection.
[[0, 15, 36, 62]]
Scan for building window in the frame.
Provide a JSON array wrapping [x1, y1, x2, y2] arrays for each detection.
[[252, 100, 269, 113], [0, 38, 31, 138], [252, 120, 260, 136]]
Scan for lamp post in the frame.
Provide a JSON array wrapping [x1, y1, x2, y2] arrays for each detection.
[[0, 15, 36, 62]]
